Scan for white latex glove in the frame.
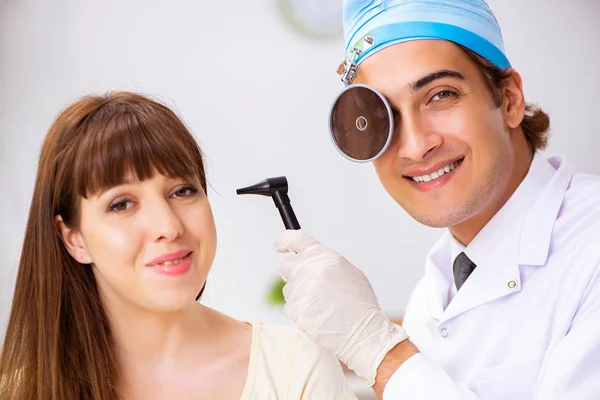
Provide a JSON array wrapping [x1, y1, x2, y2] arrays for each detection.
[[273, 229, 408, 386]]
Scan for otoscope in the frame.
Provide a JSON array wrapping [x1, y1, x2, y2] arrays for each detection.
[[236, 176, 301, 230]]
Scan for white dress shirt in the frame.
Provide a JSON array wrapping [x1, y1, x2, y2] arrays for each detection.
[[447, 236, 466, 302], [384, 153, 600, 399]]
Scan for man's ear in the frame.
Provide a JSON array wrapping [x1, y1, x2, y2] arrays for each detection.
[[502, 69, 526, 129], [55, 215, 93, 264]]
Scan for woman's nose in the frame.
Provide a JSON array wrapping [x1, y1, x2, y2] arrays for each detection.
[[147, 199, 184, 243]]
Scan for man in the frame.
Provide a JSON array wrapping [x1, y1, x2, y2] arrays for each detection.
[[273, 0, 600, 398]]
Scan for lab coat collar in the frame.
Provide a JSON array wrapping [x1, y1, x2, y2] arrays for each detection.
[[518, 156, 573, 266], [465, 152, 562, 269], [424, 153, 574, 323]]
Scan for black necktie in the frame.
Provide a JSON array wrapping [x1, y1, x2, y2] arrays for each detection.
[[453, 252, 476, 290]]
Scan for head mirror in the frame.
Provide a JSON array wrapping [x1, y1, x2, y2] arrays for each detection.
[[329, 84, 394, 162]]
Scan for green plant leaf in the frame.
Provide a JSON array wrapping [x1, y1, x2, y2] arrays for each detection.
[[265, 276, 286, 306]]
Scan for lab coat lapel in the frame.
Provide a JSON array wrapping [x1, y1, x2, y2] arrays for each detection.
[[440, 227, 522, 323], [440, 156, 573, 323], [424, 232, 453, 323]]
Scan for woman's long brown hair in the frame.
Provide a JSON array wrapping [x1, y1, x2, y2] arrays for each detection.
[[0, 92, 207, 399]]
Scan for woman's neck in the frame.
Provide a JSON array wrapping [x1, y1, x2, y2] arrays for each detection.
[[101, 291, 210, 368]]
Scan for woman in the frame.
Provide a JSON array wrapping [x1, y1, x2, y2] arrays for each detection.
[[0, 92, 355, 399]]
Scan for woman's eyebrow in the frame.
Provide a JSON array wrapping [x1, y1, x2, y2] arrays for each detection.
[[95, 178, 136, 197]]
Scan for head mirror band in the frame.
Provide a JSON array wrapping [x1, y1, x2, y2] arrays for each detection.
[[337, 21, 511, 86], [337, 31, 375, 86]]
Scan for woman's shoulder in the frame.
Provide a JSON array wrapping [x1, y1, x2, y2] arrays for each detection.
[[252, 322, 328, 360], [253, 322, 303, 344], [247, 322, 356, 399]]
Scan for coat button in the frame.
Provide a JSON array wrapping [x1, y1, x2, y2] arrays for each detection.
[[440, 328, 449, 338]]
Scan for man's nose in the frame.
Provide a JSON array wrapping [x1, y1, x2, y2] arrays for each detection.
[[395, 112, 443, 162]]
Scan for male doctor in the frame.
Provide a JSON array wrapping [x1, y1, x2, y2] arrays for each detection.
[[273, 0, 600, 398]]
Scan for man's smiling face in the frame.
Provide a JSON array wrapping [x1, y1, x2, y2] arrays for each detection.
[[354, 39, 520, 230]]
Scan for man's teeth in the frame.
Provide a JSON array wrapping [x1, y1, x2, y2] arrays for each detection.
[[158, 256, 186, 266], [412, 160, 462, 183]]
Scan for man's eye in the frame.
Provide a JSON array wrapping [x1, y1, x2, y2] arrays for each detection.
[[392, 110, 401, 128], [431, 90, 456, 102], [108, 199, 133, 213]]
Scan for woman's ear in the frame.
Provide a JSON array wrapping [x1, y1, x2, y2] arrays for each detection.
[[55, 215, 93, 264], [502, 69, 526, 129]]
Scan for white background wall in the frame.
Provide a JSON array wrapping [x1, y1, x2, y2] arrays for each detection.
[[1, 0, 599, 338]]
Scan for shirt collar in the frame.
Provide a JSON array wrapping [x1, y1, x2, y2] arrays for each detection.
[[449, 234, 466, 268]]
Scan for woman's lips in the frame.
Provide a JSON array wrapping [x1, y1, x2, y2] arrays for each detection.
[[150, 251, 193, 276]]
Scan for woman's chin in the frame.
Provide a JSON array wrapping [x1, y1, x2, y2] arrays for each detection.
[[143, 287, 204, 313]]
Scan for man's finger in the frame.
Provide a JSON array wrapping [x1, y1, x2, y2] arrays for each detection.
[[273, 229, 320, 254]]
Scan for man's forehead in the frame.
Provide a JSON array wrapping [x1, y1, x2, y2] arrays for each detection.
[[355, 40, 473, 86]]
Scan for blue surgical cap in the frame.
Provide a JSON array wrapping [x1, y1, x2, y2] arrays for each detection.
[[340, 0, 511, 84]]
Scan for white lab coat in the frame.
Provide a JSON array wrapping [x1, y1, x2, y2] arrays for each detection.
[[384, 154, 600, 399]]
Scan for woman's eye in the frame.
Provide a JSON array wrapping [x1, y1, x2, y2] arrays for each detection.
[[172, 185, 199, 198], [108, 199, 133, 213], [431, 90, 456, 102]]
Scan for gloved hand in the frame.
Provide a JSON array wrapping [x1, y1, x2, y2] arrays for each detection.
[[273, 229, 409, 386]]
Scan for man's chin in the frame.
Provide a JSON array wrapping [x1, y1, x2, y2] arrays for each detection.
[[405, 207, 470, 229]]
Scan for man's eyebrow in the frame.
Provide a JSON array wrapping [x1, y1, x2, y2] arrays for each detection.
[[410, 70, 466, 92]]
